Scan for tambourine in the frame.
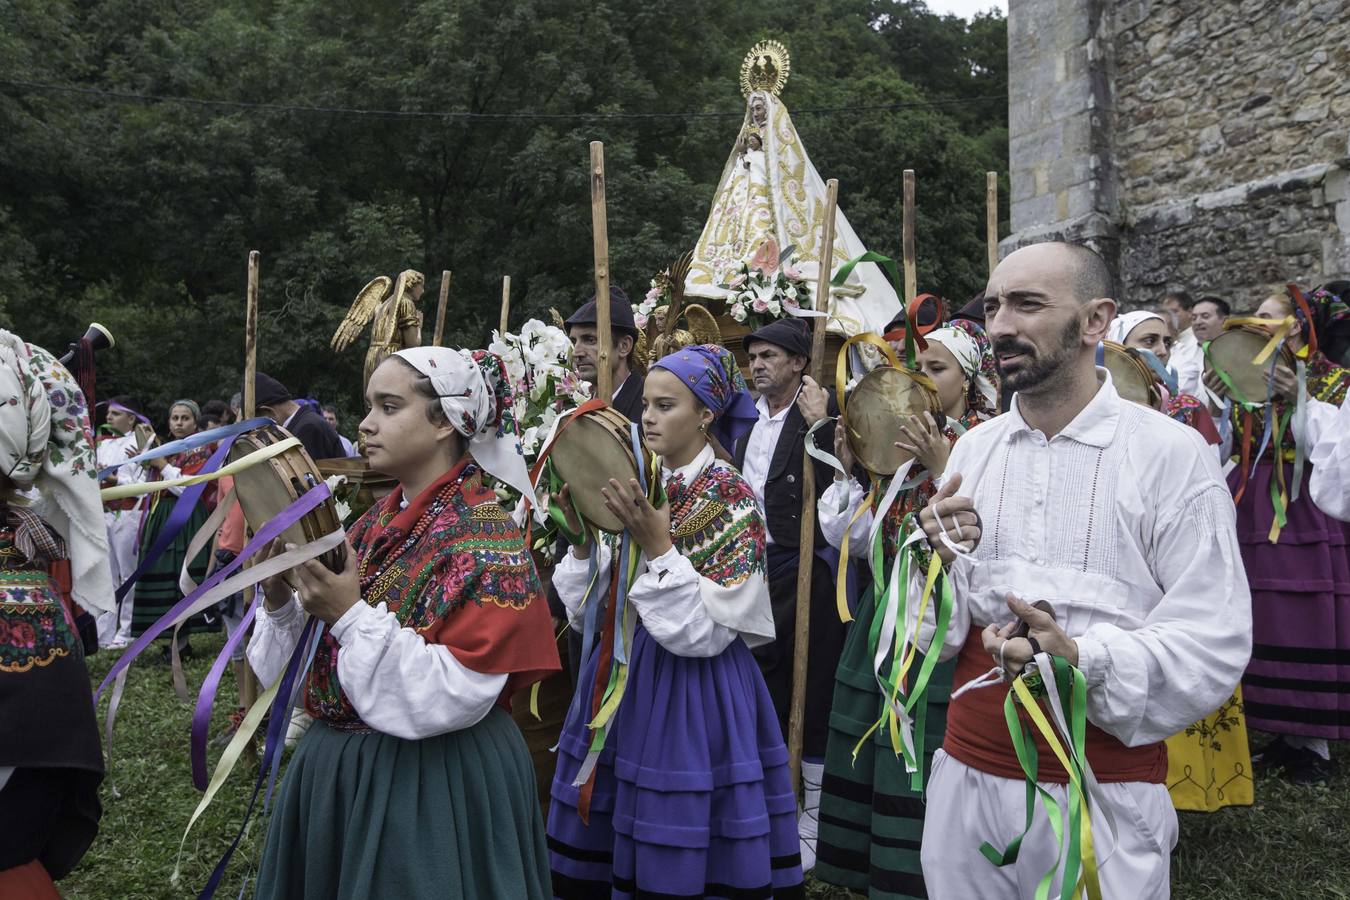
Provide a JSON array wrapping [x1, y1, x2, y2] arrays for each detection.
[[846, 365, 943, 477], [227, 423, 347, 572], [1204, 326, 1295, 405], [1102, 341, 1162, 410], [549, 405, 647, 534]]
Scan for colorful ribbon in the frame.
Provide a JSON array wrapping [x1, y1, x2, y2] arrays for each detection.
[[96, 417, 273, 481], [978, 654, 1106, 900]]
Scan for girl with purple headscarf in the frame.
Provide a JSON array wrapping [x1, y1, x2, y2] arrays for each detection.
[[547, 344, 804, 898]]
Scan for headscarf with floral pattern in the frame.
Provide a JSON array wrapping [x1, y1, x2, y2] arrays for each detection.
[[0, 329, 113, 615], [394, 346, 535, 501]]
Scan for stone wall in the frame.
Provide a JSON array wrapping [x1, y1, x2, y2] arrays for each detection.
[[1006, 0, 1350, 311]]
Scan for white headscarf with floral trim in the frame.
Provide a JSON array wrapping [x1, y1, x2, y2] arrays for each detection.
[[393, 347, 535, 501], [0, 330, 113, 615]]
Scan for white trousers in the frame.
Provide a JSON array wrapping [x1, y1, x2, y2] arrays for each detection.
[[921, 750, 1178, 899], [96, 509, 140, 646]]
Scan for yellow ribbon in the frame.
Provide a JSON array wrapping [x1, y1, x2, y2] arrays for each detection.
[[101, 437, 301, 500], [854, 549, 943, 761], [835, 487, 875, 623], [1010, 677, 1103, 900], [833, 331, 902, 418], [1223, 315, 1294, 365]]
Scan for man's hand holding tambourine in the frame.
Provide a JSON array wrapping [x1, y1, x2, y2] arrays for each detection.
[[917, 473, 981, 565]]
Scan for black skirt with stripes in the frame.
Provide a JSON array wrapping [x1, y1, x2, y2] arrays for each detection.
[[812, 585, 954, 899]]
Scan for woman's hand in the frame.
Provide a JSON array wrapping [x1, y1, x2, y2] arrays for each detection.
[[833, 416, 857, 479], [557, 484, 590, 560], [1202, 368, 1230, 400], [292, 536, 362, 625], [601, 477, 673, 559], [257, 537, 297, 612], [895, 412, 950, 477], [1263, 363, 1299, 403]]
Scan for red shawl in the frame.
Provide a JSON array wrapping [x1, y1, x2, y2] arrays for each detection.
[[305, 458, 560, 728]]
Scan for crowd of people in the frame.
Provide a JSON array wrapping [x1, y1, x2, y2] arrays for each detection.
[[3, 239, 1350, 899]]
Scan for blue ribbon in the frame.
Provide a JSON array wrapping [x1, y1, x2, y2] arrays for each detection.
[[96, 417, 272, 480], [1134, 348, 1178, 395], [1250, 350, 1282, 476], [611, 423, 649, 666], [578, 546, 601, 671]]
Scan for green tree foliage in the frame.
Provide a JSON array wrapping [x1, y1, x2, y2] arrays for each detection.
[[1, 0, 1006, 427]]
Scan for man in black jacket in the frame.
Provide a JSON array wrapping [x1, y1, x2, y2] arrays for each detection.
[[564, 287, 644, 422], [253, 372, 346, 461], [732, 317, 844, 872]]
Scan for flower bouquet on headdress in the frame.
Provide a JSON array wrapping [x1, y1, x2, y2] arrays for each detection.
[[487, 319, 593, 559], [719, 237, 814, 330]]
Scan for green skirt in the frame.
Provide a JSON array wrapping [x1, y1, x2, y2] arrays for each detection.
[[256, 709, 551, 900], [130, 493, 215, 636], [814, 585, 955, 900]]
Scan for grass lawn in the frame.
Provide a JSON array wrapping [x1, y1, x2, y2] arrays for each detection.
[[66, 633, 1348, 898]]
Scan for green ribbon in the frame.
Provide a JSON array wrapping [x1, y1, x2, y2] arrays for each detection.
[[832, 251, 919, 369], [978, 655, 1101, 900]]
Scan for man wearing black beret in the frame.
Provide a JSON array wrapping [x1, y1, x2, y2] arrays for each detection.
[[732, 316, 844, 871], [253, 372, 345, 461], [564, 286, 644, 424]]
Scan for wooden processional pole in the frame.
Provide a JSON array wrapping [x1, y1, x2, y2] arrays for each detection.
[[432, 270, 452, 347], [902, 169, 917, 304], [986, 172, 999, 276], [500, 276, 513, 335], [241, 251, 261, 722], [590, 141, 614, 401], [788, 179, 839, 790]]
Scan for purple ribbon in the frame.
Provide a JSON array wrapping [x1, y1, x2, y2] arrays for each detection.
[[187, 481, 336, 788], [198, 617, 319, 900], [95, 482, 332, 703], [190, 599, 257, 790]]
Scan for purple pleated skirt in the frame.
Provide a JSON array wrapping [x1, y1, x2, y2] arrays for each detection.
[[1233, 460, 1350, 739], [546, 625, 805, 899]]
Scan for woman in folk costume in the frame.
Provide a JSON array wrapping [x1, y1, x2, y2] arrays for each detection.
[[247, 347, 561, 899], [1104, 310, 1251, 810], [131, 398, 218, 655], [1108, 309, 1221, 442], [1202, 287, 1350, 785], [808, 322, 998, 899], [0, 330, 111, 897], [547, 345, 804, 899]]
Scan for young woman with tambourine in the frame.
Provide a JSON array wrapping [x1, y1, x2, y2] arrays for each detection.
[[802, 318, 999, 899], [546, 344, 805, 900], [247, 348, 560, 899], [1202, 286, 1350, 785]]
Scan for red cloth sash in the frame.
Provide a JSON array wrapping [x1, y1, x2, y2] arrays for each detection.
[[943, 627, 1166, 784]]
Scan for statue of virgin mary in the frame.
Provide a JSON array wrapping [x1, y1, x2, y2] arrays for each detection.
[[684, 43, 901, 337]]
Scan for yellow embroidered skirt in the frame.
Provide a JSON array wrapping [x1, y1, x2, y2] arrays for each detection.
[[1165, 688, 1253, 812]]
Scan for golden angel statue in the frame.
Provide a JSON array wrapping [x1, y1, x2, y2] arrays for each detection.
[[684, 41, 900, 338], [330, 269, 426, 390]]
